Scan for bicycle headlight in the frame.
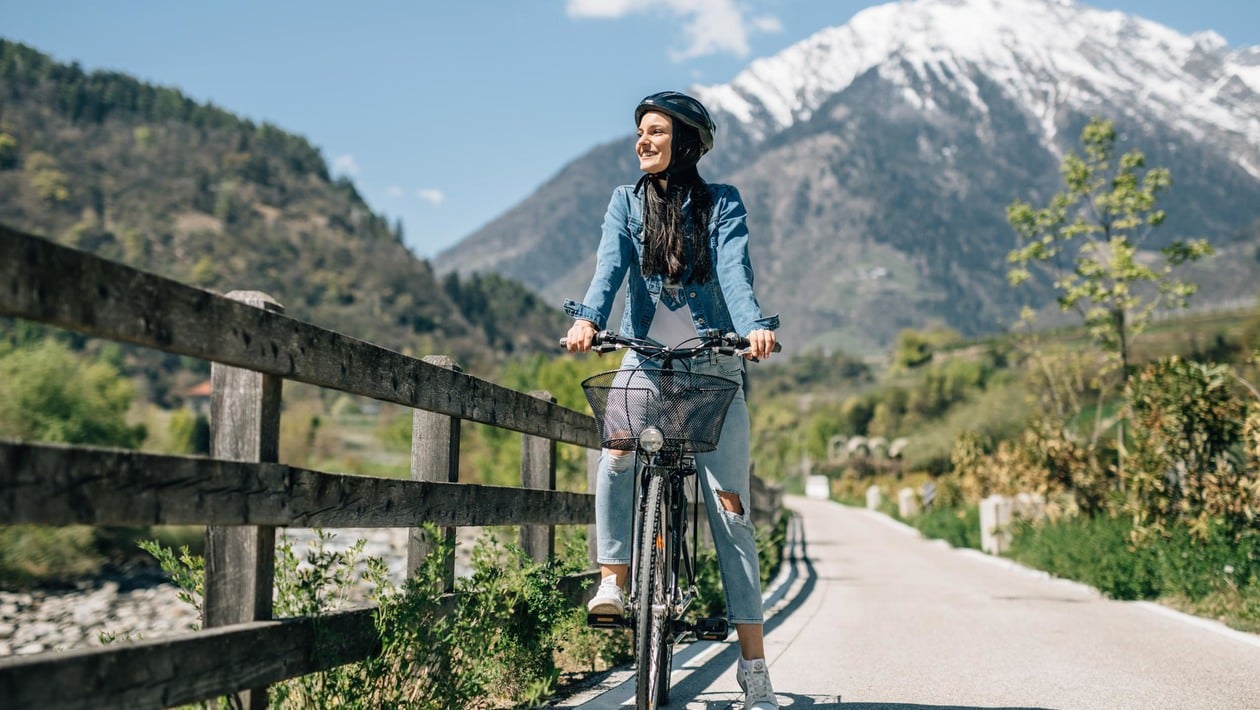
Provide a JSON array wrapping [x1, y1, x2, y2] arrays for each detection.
[[640, 427, 665, 453]]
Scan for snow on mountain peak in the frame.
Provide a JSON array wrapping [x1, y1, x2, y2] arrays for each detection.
[[693, 0, 1260, 174]]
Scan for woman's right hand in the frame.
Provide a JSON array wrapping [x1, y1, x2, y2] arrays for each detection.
[[565, 319, 598, 352]]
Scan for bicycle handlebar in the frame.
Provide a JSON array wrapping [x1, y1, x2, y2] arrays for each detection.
[[559, 329, 782, 359]]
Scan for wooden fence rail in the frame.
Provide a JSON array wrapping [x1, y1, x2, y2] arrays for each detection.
[[0, 225, 780, 709], [0, 226, 599, 447], [0, 441, 595, 528]]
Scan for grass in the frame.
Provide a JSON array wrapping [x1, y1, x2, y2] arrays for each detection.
[[1162, 591, 1260, 634], [1005, 514, 1260, 633], [908, 504, 981, 550]]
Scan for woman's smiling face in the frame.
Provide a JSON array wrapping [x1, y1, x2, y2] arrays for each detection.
[[636, 111, 672, 174]]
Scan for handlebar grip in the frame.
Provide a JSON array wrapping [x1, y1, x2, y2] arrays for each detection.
[[560, 331, 620, 351], [724, 333, 783, 353]]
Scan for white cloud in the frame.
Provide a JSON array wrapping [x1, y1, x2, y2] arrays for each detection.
[[386, 186, 404, 198], [567, 0, 782, 59], [750, 14, 782, 34], [416, 188, 446, 205], [333, 153, 359, 176], [566, 0, 638, 18]]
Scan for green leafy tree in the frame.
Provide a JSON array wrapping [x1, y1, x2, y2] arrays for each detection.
[[0, 339, 146, 447], [1007, 118, 1214, 381], [167, 407, 210, 454], [891, 327, 963, 371], [26, 151, 70, 203]]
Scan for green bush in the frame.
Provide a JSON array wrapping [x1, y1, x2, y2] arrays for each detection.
[[0, 338, 145, 447], [1147, 521, 1260, 601], [1123, 356, 1256, 540], [0, 525, 101, 585], [1007, 513, 1260, 609], [1008, 514, 1161, 600], [143, 526, 627, 708], [911, 504, 981, 550]]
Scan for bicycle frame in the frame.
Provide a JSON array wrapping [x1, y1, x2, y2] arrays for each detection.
[[630, 447, 701, 636], [569, 330, 780, 709]]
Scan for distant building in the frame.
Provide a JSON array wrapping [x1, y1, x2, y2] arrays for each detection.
[[183, 380, 212, 417]]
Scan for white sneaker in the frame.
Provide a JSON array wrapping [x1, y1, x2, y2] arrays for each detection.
[[737, 658, 778, 710], [586, 574, 625, 615]]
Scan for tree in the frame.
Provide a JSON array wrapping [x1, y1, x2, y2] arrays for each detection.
[[891, 327, 963, 371], [1006, 118, 1214, 381], [0, 339, 146, 448]]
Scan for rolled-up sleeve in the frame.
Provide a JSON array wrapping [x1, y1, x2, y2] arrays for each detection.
[[563, 187, 634, 330], [712, 185, 779, 334]]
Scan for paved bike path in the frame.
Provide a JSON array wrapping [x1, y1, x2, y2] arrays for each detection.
[[566, 494, 1260, 709]]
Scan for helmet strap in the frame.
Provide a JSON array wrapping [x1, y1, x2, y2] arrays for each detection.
[[633, 172, 667, 197]]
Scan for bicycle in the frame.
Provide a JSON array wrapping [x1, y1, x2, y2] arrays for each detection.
[[561, 328, 780, 709]]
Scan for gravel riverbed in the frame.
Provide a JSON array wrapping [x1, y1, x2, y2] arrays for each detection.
[[0, 527, 480, 658]]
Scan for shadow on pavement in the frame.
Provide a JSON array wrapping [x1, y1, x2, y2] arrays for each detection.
[[668, 527, 820, 703], [837, 704, 1053, 709]]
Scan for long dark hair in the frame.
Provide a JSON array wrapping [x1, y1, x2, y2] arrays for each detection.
[[637, 121, 713, 284]]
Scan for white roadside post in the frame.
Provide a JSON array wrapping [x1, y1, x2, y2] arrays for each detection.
[[980, 494, 1013, 554], [866, 485, 882, 510], [898, 487, 920, 518]]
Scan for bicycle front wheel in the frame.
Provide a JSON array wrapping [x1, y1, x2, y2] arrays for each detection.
[[635, 472, 672, 709]]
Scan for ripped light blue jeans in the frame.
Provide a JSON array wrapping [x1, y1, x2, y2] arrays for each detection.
[[594, 350, 764, 625]]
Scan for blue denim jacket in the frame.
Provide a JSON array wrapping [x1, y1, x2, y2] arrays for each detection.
[[564, 183, 780, 338]]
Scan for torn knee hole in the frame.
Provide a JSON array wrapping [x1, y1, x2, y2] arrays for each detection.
[[717, 490, 744, 515]]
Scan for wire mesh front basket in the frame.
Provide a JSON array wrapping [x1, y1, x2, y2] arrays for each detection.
[[581, 368, 740, 453]]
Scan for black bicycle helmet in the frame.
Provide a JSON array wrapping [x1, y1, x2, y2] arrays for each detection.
[[635, 91, 716, 155]]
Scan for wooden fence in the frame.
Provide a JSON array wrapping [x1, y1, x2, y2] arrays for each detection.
[[0, 225, 780, 709]]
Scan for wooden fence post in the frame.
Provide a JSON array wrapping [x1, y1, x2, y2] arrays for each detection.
[[408, 355, 462, 591], [203, 290, 283, 710], [521, 390, 557, 564]]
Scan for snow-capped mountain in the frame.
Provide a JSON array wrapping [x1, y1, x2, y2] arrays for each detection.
[[437, 0, 1260, 355], [696, 0, 1260, 174]]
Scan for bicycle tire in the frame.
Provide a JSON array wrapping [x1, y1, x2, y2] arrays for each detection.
[[635, 473, 672, 709]]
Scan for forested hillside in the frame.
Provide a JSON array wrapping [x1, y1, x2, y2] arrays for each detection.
[[0, 40, 566, 401]]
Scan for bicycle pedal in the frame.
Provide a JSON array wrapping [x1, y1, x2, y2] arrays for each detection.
[[693, 617, 729, 641], [587, 612, 627, 629]]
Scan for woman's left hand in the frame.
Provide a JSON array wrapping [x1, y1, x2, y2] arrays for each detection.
[[744, 329, 777, 360]]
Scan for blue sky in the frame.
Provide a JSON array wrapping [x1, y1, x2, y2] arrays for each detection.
[[3, 1, 1258, 258]]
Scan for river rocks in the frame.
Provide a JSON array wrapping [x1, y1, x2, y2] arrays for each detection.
[[0, 582, 199, 656], [0, 526, 480, 657]]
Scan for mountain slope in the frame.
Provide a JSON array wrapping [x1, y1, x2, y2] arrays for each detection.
[[436, 0, 1260, 356], [0, 40, 567, 397]]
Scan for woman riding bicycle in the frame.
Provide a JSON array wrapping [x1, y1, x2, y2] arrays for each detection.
[[564, 90, 780, 710]]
